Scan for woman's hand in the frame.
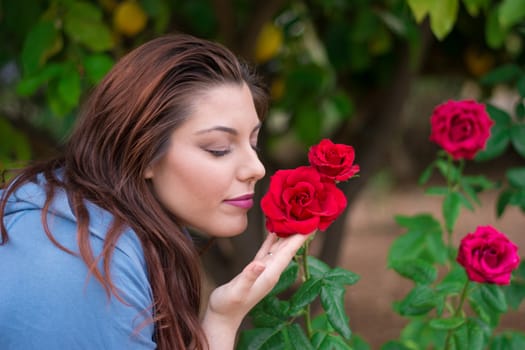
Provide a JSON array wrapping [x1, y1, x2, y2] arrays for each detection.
[[201, 232, 311, 349]]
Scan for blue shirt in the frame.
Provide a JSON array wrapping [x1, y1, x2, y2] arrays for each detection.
[[0, 175, 156, 349]]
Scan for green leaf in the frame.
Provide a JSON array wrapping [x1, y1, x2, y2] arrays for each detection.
[[406, 0, 435, 22], [453, 322, 469, 349], [443, 191, 461, 233], [475, 105, 512, 160], [311, 332, 351, 350], [485, 9, 508, 49], [480, 64, 523, 85], [498, 0, 525, 29], [286, 323, 314, 350], [16, 63, 63, 96], [237, 326, 286, 350], [142, 0, 171, 33], [437, 263, 468, 295], [0, 118, 32, 165], [503, 262, 525, 309], [463, 0, 490, 16], [510, 124, 525, 158], [307, 256, 331, 278], [460, 175, 496, 205], [425, 229, 448, 264], [388, 229, 426, 264], [330, 90, 354, 120], [350, 334, 371, 350], [429, 317, 465, 330], [320, 284, 352, 339], [395, 214, 442, 232], [83, 54, 114, 84], [391, 259, 437, 284], [323, 267, 360, 286], [249, 297, 289, 328], [506, 167, 525, 187], [294, 104, 323, 146], [496, 189, 513, 217], [429, 0, 459, 40], [58, 63, 81, 107], [469, 287, 502, 327], [289, 277, 323, 314], [390, 214, 443, 264], [380, 341, 413, 350], [21, 20, 62, 75], [270, 260, 299, 296], [395, 285, 438, 316], [489, 332, 525, 350], [418, 162, 435, 185], [63, 1, 113, 52], [466, 319, 487, 350], [480, 284, 508, 313], [47, 79, 74, 116], [435, 158, 460, 182], [425, 186, 449, 196]]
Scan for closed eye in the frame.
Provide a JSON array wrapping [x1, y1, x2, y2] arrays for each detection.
[[206, 149, 231, 157]]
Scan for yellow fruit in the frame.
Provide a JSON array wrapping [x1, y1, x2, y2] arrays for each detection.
[[113, 1, 148, 37], [254, 23, 283, 63]]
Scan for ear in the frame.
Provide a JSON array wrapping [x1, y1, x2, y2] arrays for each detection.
[[144, 165, 154, 179]]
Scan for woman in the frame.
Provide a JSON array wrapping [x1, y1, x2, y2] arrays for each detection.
[[0, 34, 309, 349]]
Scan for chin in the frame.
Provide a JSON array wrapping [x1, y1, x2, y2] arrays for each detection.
[[212, 218, 248, 238]]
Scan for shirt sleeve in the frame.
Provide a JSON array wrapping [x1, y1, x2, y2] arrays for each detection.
[[0, 211, 156, 349]]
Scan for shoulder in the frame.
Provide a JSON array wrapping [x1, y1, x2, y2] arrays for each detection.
[[0, 180, 156, 348]]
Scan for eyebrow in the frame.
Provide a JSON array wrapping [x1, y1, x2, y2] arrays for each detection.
[[195, 123, 262, 135]]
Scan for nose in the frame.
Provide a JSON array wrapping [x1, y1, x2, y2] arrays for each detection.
[[238, 146, 266, 182]]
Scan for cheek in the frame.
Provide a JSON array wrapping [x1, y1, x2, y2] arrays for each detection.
[[156, 154, 232, 208]]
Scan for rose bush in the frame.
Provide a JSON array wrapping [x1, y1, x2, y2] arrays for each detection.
[[308, 139, 360, 182], [429, 99, 494, 160], [384, 99, 524, 350], [240, 99, 524, 350], [457, 225, 520, 285]]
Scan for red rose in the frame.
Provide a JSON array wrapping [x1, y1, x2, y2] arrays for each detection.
[[429, 99, 494, 160], [260, 166, 347, 237], [457, 225, 520, 285], [308, 139, 360, 182]]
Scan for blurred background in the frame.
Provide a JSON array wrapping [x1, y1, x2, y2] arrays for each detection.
[[1, 0, 524, 347]]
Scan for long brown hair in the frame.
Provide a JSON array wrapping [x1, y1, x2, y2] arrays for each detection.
[[0, 34, 268, 349]]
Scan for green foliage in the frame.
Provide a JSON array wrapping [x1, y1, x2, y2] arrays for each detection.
[[239, 252, 359, 349], [387, 114, 524, 349], [0, 117, 31, 171]]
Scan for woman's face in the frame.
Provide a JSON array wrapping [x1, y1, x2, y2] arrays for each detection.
[[145, 83, 266, 237]]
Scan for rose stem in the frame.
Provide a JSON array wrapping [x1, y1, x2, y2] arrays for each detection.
[[444, 280, 470, 350], [301, 236, 313, 338]]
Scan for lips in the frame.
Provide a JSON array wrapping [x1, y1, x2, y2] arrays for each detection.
[[224, 193, 254, 209]]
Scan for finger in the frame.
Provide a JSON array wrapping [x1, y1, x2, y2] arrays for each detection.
[[234, 261, 266, 293], [254, 232, 278, 260], [270, 232, 312, 259]]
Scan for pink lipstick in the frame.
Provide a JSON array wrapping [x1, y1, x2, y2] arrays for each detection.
[[224, 194, 254, 209]]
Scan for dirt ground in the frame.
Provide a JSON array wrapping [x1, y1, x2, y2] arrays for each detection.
[[340, 184, 525, 348]]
